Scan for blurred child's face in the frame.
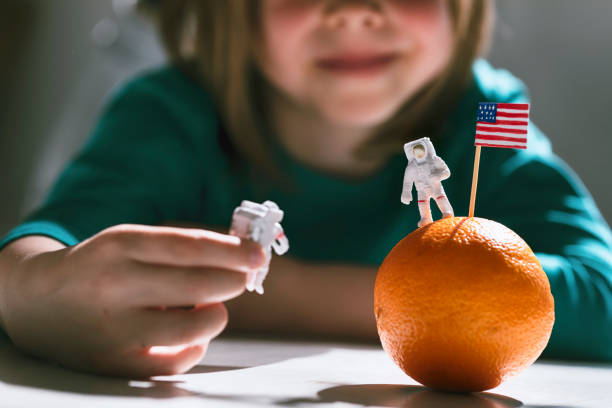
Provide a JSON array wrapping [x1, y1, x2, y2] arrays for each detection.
[[258, 0, 454, 127]]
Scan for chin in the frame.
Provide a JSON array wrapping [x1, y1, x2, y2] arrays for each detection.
[[318, 97, 400, 128]]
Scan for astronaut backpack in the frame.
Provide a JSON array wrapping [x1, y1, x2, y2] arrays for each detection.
[[230, 200, 286, 247], [230, 201, 268, 241]]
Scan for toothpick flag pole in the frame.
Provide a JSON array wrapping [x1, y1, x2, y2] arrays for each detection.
[[468, 145, 481, 218], [470, 102, 530, 218]]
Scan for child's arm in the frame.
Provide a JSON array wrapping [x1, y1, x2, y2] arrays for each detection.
[[0, 226, 266, 377], [225, 255, 379, 341], [0, 71, 220, 252], [478, 133, 612, 361]]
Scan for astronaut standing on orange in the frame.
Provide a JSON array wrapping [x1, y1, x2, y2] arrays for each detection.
[[401, 137, 454, 227]]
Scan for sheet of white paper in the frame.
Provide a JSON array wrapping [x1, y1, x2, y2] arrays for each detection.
[[1, 332, 611, 408]]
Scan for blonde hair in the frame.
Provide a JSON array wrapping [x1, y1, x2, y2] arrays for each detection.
[[145, 0, 494, 184]]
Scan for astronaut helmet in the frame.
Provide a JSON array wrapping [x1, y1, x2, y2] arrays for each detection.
[[412, 144, 426, 160], [404, 137, 437, 163], [263, 200, 284, 223]]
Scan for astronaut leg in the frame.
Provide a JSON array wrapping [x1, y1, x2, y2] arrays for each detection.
[[253, 248, 272, 295], [254, 263, 270, 295], [246, 269, 257, 292], [433, 185, 454, 218], [417, 192, 433, 227]]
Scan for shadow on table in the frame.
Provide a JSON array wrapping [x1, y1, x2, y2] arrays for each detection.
[[0, 332, 327, 399], [277, 384, 584, 408], [277, 384, 524, 407]]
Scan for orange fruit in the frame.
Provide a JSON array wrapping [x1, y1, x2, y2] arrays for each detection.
[[374, 217, 554, 392]]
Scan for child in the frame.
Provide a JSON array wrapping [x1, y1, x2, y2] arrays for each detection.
[[0, 0, 610, 378]]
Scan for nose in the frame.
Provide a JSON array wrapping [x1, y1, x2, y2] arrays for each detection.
[[324, 0, 384, 30]]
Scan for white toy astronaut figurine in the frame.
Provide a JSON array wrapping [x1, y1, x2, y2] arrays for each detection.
[[229, 200, 289, 294], [401, 137, 454, 227]]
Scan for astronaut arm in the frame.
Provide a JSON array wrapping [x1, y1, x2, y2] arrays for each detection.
[[401, 165, 415, 204], [433, 157, 451, 180], [271, 225, 289, 255]]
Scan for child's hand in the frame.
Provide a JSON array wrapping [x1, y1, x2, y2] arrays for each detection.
[[0, 224, 266, 378]]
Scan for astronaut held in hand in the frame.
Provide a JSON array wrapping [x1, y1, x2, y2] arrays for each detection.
[[401, 137, 454, 227], [230, 200, 289, 294]]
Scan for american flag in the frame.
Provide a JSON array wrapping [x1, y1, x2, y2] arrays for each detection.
[[475, 102, 530, 149]]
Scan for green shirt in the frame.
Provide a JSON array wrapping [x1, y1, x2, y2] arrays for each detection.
[[2, 60, 611, 361]]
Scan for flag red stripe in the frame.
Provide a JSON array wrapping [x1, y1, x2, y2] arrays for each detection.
[[497, 103, 529, 110], [476, 142, 527, 149], [495, 112, 529, 118], [476, 134, 527, 143], [476, 126, 527, 134]]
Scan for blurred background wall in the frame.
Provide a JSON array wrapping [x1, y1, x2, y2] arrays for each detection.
[[1, 0, 611, 237]]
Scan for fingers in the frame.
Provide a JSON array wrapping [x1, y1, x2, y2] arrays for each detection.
[[128, 303, 228, 349], [103, 224, 266, 272], [100, 344, 208, 378], [122, 261, 250, 306], [137, 344, 208, 377]]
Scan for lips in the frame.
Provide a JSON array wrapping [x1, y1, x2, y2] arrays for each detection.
[[316, 52, 399, 75]]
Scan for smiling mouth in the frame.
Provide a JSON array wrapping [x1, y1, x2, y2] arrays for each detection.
[[316, 53, 399, 76]]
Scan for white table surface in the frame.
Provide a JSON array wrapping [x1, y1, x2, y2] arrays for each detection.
[[1, 330, 610, 408]]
